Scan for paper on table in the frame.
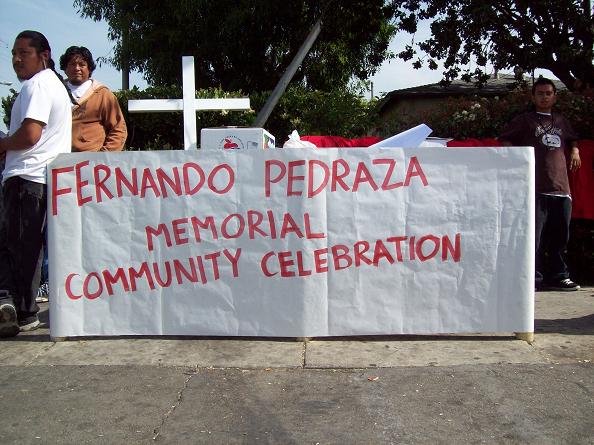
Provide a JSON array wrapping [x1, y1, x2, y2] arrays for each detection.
[[370, 124, 433, 148]]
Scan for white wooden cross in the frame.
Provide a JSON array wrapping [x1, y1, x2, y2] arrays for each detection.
[[128, 56, 251, 150]]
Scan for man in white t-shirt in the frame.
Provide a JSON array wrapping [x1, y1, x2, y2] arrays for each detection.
[[0, 30, 71, 337]]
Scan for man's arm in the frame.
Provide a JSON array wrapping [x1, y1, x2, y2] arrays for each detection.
[[0, 118, 44, 153], [568, 142, 581, 172]]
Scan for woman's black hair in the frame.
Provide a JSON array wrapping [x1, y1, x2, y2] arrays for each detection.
[[16, 30, 77, 105], [59, 46, 97, 74]]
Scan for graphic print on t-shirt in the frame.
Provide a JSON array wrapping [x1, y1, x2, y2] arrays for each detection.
[[535, 114, 562, 150], [542, 133, 561, 148]]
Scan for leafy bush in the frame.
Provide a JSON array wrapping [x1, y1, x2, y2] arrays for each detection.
[[253, 83, 379, 141], [555, 91, 594, 141], [4, 83, 593, 143], [118, 84, 378, 149], [115, 86, 256, 150], [71, 83, 380, 149], [378, 89, 594, 140], [1, 89, 18, 129], [3, 83, 379, 148]]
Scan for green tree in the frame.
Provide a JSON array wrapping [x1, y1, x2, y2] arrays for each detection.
[[73, 0, 398, 92], [394, 0, 594, 91]]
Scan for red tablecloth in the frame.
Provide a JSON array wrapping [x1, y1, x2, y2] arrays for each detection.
[[300, 135, 382, 148], [446, 138, 502, 147], [568, 140, 594, 220]]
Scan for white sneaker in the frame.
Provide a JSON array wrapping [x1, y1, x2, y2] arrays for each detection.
[[18, 316, 40, 332]]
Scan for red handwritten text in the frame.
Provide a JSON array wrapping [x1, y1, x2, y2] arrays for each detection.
[[261, 233, 461, 277], [145, 210, 325, 251], [51, 161, 235, 216], [265, 157, 428, 197], [65, 248, 241, 300]]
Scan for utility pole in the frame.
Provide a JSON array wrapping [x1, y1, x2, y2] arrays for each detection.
[[121, 28, 130, 90], [254, 18, 322, 128]]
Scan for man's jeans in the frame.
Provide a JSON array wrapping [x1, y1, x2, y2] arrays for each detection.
[[0, 177, 45, 319], [535, 194, 572, 285]]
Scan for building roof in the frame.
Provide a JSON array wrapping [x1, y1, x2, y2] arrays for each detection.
[[379, 73, 566, 112]]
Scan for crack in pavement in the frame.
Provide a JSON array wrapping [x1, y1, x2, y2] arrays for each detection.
[[301, 340, 307, 368], [24, 342, 57, 366], [152, 366, 198, 441]]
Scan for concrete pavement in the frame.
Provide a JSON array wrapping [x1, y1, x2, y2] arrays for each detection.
[[1, 288, 592, 444]]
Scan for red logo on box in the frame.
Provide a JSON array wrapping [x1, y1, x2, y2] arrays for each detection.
[[220, 136, 243, 150]]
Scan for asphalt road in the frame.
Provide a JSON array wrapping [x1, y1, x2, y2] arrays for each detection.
[[1, 288, 592, 444]]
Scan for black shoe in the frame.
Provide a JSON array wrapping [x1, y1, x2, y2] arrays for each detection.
[[0, 302, 20, 337], [18, 315, 40, 332], [546, 278, 580, 292]]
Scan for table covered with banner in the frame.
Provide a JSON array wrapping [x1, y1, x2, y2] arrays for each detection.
[[48, 146, 534, 338]]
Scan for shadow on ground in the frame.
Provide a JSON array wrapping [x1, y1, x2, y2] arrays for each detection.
[[535, 314, 594, 335]]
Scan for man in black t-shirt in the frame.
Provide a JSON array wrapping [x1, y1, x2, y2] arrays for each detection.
[[499, 77, 581, 291]]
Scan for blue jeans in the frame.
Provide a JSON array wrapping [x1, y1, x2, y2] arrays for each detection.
[[535, 194, 572, 285], [0, 177, 46, 319]]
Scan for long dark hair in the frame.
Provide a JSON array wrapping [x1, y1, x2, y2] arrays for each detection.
[[16, 30, 77, 105]]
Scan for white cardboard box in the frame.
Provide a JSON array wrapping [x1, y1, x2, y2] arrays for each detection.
[[200, 127, 276, 150]]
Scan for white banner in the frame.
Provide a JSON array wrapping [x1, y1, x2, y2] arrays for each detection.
[[48, 147, 534, 337]]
